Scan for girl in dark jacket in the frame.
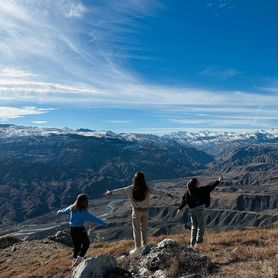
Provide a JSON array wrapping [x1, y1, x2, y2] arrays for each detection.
[[177, 175, 223, 248]]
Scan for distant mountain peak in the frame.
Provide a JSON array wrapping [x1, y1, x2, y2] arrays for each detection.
[[76, 128, 95, 132], [0, 124, 276, 147]]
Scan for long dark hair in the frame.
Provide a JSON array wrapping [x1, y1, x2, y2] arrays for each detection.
[[132, 171, 149, 202], [187, 178, 198, 196], [71, 194, 89, 212]]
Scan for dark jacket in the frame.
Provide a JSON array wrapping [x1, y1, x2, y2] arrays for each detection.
[[178, 180, 220, 210]]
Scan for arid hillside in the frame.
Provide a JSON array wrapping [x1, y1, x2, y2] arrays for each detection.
[[0, 228, 276, 278]]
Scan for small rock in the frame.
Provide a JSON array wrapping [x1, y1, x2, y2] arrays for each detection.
[[137, 267, 149, 277], [55, 231, 63, 238], [116, 255, 128, 266], [157, 239, 180, 249], [153, 269, 168, 278], [11, 244, 17, 252]]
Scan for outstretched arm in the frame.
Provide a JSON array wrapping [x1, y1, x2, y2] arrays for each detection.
[[85, 212, 108, 227], [207, 175, 224, 192], [177, 194, 187, 213], [104, 185, 131, 197], [150, 187, 176, 200], [57, 206, 71, 216]]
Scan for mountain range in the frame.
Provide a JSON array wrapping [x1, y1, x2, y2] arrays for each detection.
[[0, 124, 277, 229]]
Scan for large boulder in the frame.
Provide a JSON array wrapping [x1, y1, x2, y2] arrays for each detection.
[[117, 239, 213, 278], [73, 254, 117, 278]]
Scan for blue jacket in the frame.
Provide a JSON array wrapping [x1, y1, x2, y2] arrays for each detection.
[[57, 206, 108, 228]]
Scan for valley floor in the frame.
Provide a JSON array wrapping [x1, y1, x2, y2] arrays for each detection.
[[0, 228, 276, 278]]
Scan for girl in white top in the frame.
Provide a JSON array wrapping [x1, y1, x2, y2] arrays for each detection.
[[104, 171, 175, 254]]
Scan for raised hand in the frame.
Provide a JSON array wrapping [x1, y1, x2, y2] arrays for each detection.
[[103, 190, 112, 197]]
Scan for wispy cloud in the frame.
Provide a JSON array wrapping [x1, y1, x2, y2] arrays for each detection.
[[171, 115, 276, 128], [31, 120, 48, 124], [65, 2, 87, 18], [257, 81, 278, 94], [0, 106, 54, 120], [0, 0, 161, 104], [200, 66, 241, 79], [0, 78, 103, 95], [104, 120, 130, 124], [165, 102, 277, 130], [0, 0, 156, 87], [0, 68, 34, 78], [206, 0, 238, 16]]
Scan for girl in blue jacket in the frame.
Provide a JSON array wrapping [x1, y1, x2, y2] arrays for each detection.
[[57, 194, 108, 267]]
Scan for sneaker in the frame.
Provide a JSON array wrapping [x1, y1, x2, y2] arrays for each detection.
[[72, 256, 83, 268], [129, 248, 140, 255]]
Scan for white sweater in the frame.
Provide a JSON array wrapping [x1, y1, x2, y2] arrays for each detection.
[[110, 185, 168, 210]]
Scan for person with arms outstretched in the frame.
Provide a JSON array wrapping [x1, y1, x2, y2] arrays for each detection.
[[177, 175, 223, 248], [57, 194, 108, 267], [104, 171, 176, 254]]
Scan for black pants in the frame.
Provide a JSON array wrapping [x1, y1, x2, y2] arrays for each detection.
[[70, 227, 90, 258]]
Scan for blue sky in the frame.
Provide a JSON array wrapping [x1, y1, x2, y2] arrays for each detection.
[[0, 0, 277, 133]]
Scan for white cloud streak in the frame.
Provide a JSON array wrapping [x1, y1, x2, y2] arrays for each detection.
[[0, 107, 54, 120], [31, 120, 48, 124], [0, 68, 34, 78], [104, 120, 130, 124], [200, 66, 241, 79], [0, 79, 103, 95], [65, 2, 87, 18], [207, 0, 238, 16]]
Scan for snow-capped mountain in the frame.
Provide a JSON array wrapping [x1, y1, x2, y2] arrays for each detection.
[[162, 129, 277, 145], [1, 124, 276, 140], [0, 124, 119, 139], [0, 124, 276, 156], [161, 129, 277, 156]]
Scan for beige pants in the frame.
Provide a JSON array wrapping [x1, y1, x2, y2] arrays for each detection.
[[132, 209, 149, 248]]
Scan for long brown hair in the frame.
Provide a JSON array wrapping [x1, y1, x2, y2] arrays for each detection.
[[71, 194, 89, 212], [132, 171, 149, 202], [187, 178, 198, 195]]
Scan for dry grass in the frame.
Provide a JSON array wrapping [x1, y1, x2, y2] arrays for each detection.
[[0, 241, 73, 278], [0, 228, 276, 278], [87, 228, 277, 278], [86, 240, 134, 257]]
